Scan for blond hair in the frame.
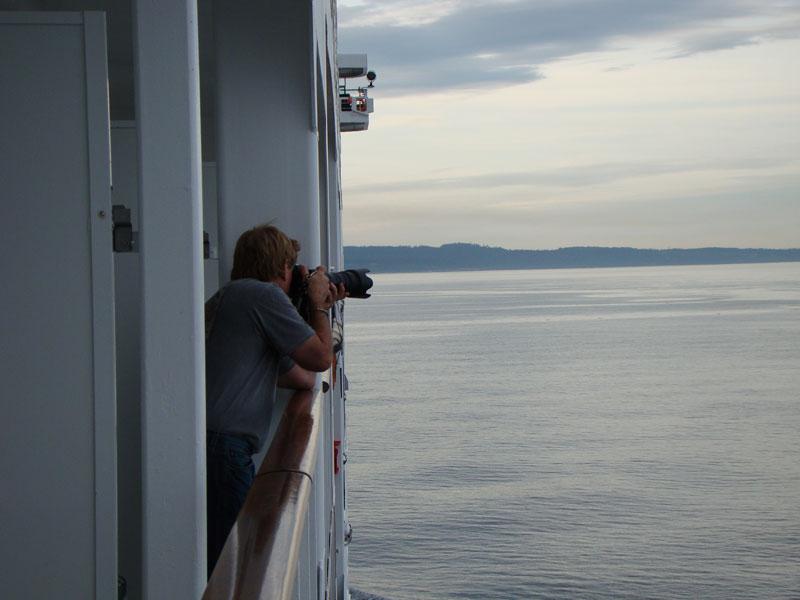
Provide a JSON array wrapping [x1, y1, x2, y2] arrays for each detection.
[[230, 224, 300, 282]]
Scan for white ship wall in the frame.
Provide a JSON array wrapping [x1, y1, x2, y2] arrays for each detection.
[[213, 2, 350, 596], [1, 1, 351, 597]]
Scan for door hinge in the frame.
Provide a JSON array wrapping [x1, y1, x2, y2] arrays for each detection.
[[112, 205, 137, 252]]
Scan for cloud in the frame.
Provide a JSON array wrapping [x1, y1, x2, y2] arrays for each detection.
[[669, 30, 761, 58], [343, 157, 792, 196], [669, 15, 800, 58], [339, 0, 800, 94]]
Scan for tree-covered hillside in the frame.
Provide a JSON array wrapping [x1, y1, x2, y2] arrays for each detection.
[[344, 244, 800, 273]]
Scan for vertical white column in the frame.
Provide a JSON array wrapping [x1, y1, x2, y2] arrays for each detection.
[[133, 1, 206, 597]]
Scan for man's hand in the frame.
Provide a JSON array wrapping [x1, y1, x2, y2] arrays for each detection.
[[290, 265, 344, 372], [306, 266, 346, 309]]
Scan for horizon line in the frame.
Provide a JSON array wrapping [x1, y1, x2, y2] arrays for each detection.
[[344, 243, 800, 252]]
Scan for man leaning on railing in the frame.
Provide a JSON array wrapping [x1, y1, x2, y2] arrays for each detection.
[[203, 224, 345, 578]]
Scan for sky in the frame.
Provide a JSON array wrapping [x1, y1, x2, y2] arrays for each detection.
[[337, 0, 800, 249]]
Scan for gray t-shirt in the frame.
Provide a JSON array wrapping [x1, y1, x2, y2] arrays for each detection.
[[205, 278, 314, 450]]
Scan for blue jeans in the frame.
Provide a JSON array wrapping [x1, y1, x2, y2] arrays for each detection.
[[206, 431, 256, 578]]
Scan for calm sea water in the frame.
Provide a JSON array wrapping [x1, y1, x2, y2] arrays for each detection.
[[344, 263, 800, 600]]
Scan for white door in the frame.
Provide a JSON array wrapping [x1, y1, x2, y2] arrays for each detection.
[[0, 12, 116, 599]]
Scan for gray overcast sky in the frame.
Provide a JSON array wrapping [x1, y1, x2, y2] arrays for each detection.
[[337, 0, 800, 249]]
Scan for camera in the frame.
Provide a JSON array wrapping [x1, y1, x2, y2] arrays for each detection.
[[289, 265, 373, 311]]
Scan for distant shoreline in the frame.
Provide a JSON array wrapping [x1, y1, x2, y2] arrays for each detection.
[[344, 244, 800, 274], [343, 260, 800, 275]]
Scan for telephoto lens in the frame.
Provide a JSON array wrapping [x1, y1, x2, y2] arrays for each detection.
[[326, 268, 373, 298], [289, 265, 374, 308]]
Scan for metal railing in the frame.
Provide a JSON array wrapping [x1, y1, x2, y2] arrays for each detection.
[[203, 384, 324, 600]]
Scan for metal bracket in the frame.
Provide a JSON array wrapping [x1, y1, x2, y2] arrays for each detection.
[[112, 205, 138, 252], [113, 205, 211, 258]]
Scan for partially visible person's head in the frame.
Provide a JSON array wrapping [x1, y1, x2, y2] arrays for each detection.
[[230, 224, 300, 282]]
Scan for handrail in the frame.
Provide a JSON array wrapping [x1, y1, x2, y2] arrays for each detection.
[[203, 383, 324, 600]]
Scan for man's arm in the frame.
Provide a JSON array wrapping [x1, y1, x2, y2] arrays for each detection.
[[290, 267, 345, 372], [277, 364, 317, 390]]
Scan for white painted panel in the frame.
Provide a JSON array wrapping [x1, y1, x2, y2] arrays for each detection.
[[214, 0, 321, 283], [0, 12, 115, 599]]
